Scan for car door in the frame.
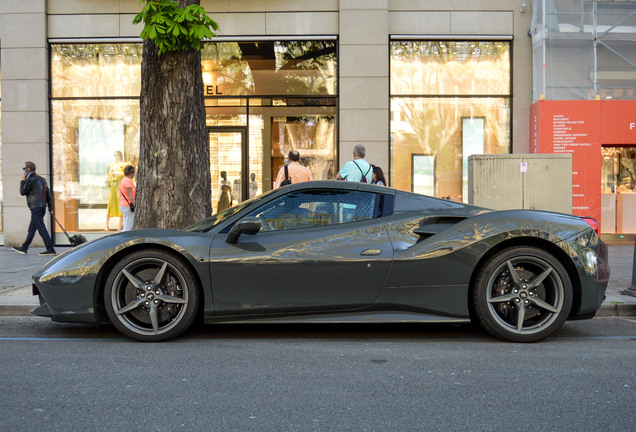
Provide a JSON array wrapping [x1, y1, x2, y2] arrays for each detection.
[[209, 188, 393, 315]]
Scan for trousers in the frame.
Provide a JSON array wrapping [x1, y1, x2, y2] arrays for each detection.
[[120, 206, 134, 232], [23, 207, 54, 251]]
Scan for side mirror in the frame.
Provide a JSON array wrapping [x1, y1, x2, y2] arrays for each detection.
[[226, 217, 262, 244]]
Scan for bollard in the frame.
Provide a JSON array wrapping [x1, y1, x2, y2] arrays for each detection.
[[620, 238, 636, 297]]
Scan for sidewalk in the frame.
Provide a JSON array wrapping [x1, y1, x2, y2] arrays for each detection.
[[1, 243, 635, 317]]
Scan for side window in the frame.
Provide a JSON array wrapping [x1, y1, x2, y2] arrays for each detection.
[[245, 189, 377, 232]]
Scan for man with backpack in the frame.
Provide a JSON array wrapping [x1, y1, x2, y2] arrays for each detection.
[[274, 150, 313, 188], [336, 144, 373, 183]]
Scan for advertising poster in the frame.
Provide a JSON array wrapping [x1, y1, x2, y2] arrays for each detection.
[[78, 118, 125, 205]]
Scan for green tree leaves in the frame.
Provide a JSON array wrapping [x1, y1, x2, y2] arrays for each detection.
[[133, 0, 219, 55]]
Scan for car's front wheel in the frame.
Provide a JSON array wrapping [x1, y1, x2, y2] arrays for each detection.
[[472, 246, 572, 342], [104, 250, 200, 342]]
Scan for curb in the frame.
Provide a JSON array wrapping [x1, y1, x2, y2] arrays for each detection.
[[596, 302, 636, 318], [0, 305, 36, 317]]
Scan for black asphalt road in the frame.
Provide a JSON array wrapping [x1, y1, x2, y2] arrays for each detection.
[[1, 317, 635, 431]]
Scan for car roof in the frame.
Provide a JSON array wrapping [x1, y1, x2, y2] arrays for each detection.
[[286, 180, 396, 195]]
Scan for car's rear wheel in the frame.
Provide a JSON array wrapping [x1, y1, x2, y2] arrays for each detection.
[[104, 250, 200, 342], [472, 246, 572, 342]]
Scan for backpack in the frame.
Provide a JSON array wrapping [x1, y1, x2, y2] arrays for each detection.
[[280, 165, 292, 186], [354, 161, 370, 183]]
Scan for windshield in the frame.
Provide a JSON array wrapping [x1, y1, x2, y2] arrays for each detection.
[[186, 190, 276, 232]]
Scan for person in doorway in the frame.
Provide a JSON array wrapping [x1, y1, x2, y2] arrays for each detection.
[[336, 144, 372, 183], [371, 165, 387, 186], [118, 165, 136, 232], [106, 151, 127, 231], [274, 150, 313, 188], [249, 172, 258, 198], [233, 177, 241, 203], [13, 161, 56, 256], [217, 184, 232, 212]]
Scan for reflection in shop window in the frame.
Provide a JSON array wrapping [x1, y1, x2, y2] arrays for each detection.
[[201, 40, 337, 96], [271, 116, 337, 188], [391, 41, 511, 202]]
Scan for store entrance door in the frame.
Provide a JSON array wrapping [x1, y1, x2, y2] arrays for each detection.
[[209, 127, 247, 213]]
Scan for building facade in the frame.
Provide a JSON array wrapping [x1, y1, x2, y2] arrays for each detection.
[[529, 0, 636, 238], [0, 0, 533, 246]]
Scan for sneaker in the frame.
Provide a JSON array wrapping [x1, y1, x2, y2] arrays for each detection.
[[39, 250, 56, 256], [12, 246, 27, 255]]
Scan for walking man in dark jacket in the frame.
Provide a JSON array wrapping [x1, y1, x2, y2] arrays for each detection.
[[13, 161, 56, 256]]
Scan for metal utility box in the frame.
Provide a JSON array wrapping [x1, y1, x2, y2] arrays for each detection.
[[468, 154, 572, 213]]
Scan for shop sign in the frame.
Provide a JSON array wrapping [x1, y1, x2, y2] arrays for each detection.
[[601, 100, 636, 144], [205, 85, 223, 95]]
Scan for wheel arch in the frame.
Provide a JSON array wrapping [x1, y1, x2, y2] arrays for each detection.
[[467, 236, 582, 319], [93, 243, 205, 323]]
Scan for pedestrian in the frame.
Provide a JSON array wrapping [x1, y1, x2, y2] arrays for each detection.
[[371, 165, 387, 186], [274, 150, 313, 188], [249, 172, 258, 198], [13, 161, 56, 256], [106, 150, 127, 231], [336, 144, 372, 183], [217, 184, 232, 212], [118, 164, 136, 232]]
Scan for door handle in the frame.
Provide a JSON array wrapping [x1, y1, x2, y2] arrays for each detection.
[[360, 248, 381, 256]]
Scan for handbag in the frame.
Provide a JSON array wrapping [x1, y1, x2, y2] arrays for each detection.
[[120, 189, 135, 212]]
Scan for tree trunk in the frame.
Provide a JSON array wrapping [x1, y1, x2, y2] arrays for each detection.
[[136, 0, 211, 229]]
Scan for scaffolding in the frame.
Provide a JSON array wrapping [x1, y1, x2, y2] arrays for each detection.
[[531, 0, 636, 101]]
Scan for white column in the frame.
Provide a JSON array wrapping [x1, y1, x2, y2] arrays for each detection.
[[338, 0, 389, 174], [0, 0, 50, 246]]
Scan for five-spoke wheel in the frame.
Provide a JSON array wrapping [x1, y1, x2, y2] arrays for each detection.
[[472, 246, 572, 342], [104, 250, 200, 341]]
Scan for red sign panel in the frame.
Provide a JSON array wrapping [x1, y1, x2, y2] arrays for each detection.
[[530, 100, 602, 222], [601, 101, 636, 145]]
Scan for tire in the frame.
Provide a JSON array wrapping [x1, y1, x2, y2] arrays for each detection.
[[104, 250, 200, 342], [471, 246, 572, 342]]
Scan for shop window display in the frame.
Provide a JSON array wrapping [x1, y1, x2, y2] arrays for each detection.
[[601, 147, 636, 234], [0, 63, 3, 235], [51, 40, 337, 235], [390, 41, 511, 201]]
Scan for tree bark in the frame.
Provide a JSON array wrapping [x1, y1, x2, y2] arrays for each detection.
[[136, 0, 211, 229]]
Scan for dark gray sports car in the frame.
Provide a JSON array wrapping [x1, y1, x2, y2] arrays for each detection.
[[32, 181, 609, 342]]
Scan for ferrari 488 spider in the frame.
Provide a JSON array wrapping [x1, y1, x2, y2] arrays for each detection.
[[32, 181, 609, 342]]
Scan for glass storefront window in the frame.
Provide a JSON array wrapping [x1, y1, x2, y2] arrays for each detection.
[[51, 99, 140, 231], [601, 146, 636, 234], [201, 41, 337, 96], [0, 62, 3, 234], [391, 41, 510, 96], [391, 41, 511, 201], [51, 44, 142, 98], [269, 115, 336, 185], [51, 40, 337, 234], [51, 43, 143, 234]]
